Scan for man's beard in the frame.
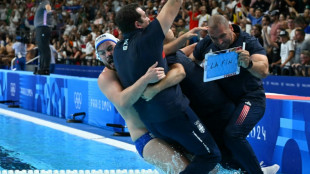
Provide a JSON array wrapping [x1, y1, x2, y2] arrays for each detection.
[[106, 55, 115, 70]]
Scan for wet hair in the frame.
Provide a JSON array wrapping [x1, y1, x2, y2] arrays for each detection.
[[115, 3, 143, 34]]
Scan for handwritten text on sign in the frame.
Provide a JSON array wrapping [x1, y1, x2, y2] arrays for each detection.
[[204, 51, 239, 82]]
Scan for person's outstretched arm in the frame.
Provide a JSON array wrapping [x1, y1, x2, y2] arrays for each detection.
[[164, 27, 207, 55], [156, 0, 183, 35]]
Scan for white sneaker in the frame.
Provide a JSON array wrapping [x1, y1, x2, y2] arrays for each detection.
[[261, 162, 280, 174]]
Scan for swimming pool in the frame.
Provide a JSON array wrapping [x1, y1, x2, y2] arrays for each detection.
[[0, 109, 155, 172]]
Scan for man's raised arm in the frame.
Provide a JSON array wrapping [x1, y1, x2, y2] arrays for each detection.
[[156, 0, 183, 35]]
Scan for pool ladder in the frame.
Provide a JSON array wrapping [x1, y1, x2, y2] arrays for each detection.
[[0, 170, 160, 174]]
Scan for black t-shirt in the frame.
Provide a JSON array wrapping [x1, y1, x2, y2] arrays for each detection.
[[193, 24, 266, 106], [113, 19, 190, 123]]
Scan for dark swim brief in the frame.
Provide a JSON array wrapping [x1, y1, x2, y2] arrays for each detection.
[[134, 132, 155, 158]]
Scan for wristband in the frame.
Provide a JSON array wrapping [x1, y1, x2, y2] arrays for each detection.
[[246, 60, 253, 69]]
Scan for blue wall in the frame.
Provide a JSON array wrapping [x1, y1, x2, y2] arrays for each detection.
[[248, 98, 310, 174], [1, 70, 125, 132], [263, 75, 310, 96]]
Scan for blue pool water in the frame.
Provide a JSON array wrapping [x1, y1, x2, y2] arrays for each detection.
[[0, 113, 155, 170]]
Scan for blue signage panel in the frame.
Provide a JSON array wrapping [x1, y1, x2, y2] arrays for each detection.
[[19, 74, 36, 110], [263, 76, 310, 96], [0, 71, 8, 101], [47, 77, 67, 118], [33, 75, 49, 114], [248, 99, 310, 174], [66, 78, 89, 121], [87, 80, 126, 131], [7, 72, 20, 102]]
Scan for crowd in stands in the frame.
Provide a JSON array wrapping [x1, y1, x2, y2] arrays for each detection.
[[0, 0, 309, 76]]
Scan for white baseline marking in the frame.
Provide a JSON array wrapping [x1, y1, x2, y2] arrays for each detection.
[[0, 108, 136, 152]]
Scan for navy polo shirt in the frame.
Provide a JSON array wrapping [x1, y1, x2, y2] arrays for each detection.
[[113, 19, 189, 123], [193, 24, 266, 105]]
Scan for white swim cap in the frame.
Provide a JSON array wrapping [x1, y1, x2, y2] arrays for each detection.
[[95, 33, 118, 50]]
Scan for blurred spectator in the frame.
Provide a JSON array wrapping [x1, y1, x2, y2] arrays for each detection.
[[58, 34, 73, 59], [292, 39, 310, 76], [270, 10, 281, 43], [252, 24, 264, 47], [81, 33, 94, 64], [9, 5, 21, 36], [49, 43, 57, 73], [262, 15, 271, 50], [296, 0, 310, 13], [0, 21, 8, 35], [226, 0, 237, 14], [26, 37, 36, 62], [12, 36, 27, 70], [210, 0, 224, 16], [89, 24, 98, 40], [269, 0, 296, 15], [194, 6, 210, 29], [239, 17, 251, 34], [241, 6, 263, 25], [105, 21, 119, 38], [199, 21, 208, 40], [303, 8, 310, 24], [0, 3, 7, 23], [251, 0, 270, 13], [269, 29, 282, 74], [0, 35, 15, 67], [94, 11, 104, 25], [182, 2, 199, 30], [175, 18, 189, 35], [294, 16, 310, 40], [170, 24, 178, 39], [72, 46, 82, 65], [300, 39, 310, 76], [292, 28, 306, 64], [63, 19, 76, 36], [278, 30, 295, 75], [279, 13, 288, 29], [291, 28, 306, 74], [286, 16, 296, 40]]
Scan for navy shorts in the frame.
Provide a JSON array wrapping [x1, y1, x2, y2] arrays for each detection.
[[134, 132, 155, 158]]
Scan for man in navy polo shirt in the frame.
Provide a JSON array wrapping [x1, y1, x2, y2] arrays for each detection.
[[113, 2, 221, 174], [191, 15, 279, 174]]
